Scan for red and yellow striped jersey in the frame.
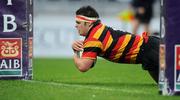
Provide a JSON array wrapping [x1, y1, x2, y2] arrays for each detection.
[[82, 22, 144, 64]]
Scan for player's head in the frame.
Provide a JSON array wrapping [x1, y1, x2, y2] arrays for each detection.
[[75, 5, 99, 36]]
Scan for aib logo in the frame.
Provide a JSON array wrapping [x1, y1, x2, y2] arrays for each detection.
[[176, 45, 180, 82], [0, 38, 21, 58], [176, 46, 180, 70]]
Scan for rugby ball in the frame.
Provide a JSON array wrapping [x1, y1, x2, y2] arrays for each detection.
[[77, 50, 83, 58]]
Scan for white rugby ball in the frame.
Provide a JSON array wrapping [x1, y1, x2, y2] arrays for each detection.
[[77, 50, 83, 58]]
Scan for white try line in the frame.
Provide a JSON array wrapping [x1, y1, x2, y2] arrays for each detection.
[[24, 80, 151, 95]]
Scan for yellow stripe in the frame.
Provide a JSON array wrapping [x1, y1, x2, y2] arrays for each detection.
[[93, 25, 105, 39], [84, 41, 103, 49], [103, 35, 113, 52], [130, 36, 144, 63], [113, 35, 132, 61]]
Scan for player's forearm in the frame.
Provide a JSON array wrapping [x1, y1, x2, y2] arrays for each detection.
[[73, 53, 89, 72]]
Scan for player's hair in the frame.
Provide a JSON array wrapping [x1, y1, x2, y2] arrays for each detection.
[[76, 5, 99, 18]]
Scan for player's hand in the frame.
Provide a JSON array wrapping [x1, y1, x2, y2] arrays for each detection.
[[72, 40, 83, 53]]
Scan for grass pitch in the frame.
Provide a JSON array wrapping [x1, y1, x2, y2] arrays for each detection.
[[0, 58, 179, 100]]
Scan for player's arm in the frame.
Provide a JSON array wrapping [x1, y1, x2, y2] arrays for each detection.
[[73, 53, 95, 72], [72, 40, 95, 72]]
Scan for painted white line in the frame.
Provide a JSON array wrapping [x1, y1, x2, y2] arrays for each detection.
[[24, 80, 151, 94]]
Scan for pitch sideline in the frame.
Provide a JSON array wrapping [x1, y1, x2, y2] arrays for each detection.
[[24, 80, 151, 95]]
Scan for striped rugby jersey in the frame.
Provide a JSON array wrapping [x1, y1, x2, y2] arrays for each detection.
[[82, 22, 144, 64]]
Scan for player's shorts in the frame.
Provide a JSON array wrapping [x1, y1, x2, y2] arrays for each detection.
[[138, 36, 160, 83]]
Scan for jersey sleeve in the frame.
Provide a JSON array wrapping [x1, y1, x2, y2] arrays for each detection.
[[82, 39, 103, 59]]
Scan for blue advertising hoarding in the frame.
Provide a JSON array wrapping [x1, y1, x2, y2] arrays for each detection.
[[159, 0, 180, 95], [0, 0, 33, 79]]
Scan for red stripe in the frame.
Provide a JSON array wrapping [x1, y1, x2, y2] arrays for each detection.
[[88, 24, 103, 39], [125, 36, 140, 62], [109, 35, 126, 59], [142, 32, 149, 43], [102, 31, 110, 47], [82, 52, 97, 59]]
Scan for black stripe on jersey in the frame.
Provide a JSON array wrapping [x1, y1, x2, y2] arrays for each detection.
[[84, 47, 102, 53], [98, 26, 109, 41], [102, 28, 130, 58], [108, 27, 130, 39], [102, 29, 128, 58], [103, 40, 117, 58], [118, 35, 136, 63]]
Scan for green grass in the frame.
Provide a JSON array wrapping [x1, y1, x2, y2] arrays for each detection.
[[0, 58, 179, 100]]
